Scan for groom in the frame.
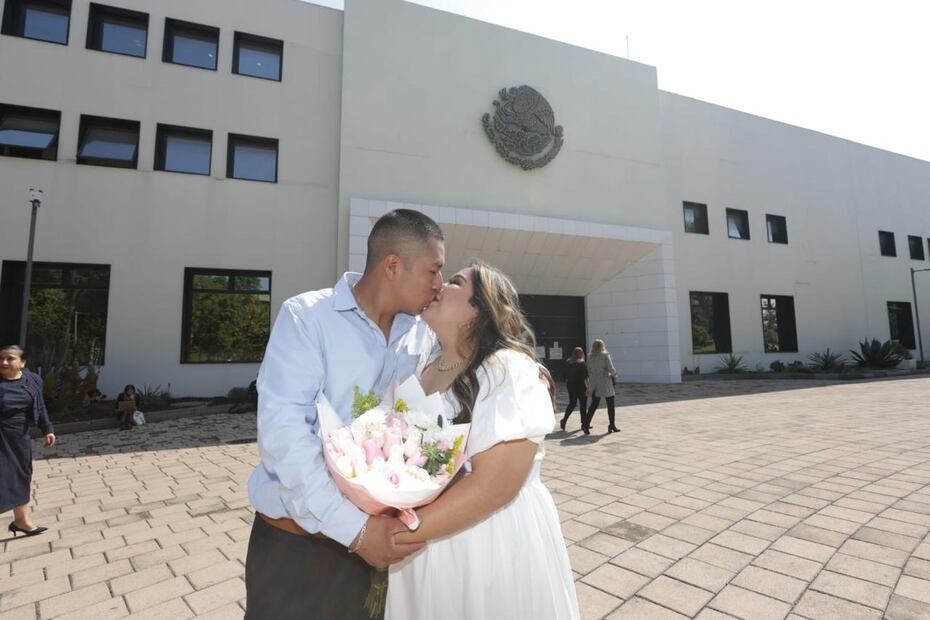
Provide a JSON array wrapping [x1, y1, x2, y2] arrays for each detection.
[[245, 209, 445, 619]]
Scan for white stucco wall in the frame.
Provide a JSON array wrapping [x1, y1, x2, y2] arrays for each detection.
[[0, 0, 344, 396], [661, 92, 930, 370]]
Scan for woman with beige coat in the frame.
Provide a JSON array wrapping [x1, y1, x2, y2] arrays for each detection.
[[582, 340, 619, 434]]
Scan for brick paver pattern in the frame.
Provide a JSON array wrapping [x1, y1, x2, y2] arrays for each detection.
[[1, 376, 929, 619]]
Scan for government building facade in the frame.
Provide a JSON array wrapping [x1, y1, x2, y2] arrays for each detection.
[[1, 0, 928, 397]]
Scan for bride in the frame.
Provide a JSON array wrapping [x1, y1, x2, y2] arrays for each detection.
[[385, 262, 579, 620]]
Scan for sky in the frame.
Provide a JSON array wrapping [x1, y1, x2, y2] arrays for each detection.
[[303, 0, 930, 163]]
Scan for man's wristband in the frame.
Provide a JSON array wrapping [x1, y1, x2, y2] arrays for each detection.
[[348, 520, 368, 554]]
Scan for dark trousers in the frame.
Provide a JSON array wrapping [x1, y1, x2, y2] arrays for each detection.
[[245, 514, 379, 620], [561, 386, 587, 428], [584, 395, 616, 430]]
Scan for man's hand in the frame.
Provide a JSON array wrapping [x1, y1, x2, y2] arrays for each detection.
[[354, 515, 424, 569], [44, 433, 56, 448]]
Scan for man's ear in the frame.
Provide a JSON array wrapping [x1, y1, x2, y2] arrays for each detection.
[[383, 254, 402, 280]]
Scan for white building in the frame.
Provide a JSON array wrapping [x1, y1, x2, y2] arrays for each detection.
[[1, 0, 927, 398]]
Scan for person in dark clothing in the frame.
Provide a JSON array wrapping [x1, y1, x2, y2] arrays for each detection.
[[560, 347, 590, 431], [115, 384, 142, 430], [0, 345, 55, 537]]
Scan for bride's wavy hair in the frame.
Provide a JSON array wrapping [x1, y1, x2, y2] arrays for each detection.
[[449, 261, 537, 423]]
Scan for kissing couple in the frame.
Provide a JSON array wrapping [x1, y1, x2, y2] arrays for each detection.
[[244, 209, 579, 619]]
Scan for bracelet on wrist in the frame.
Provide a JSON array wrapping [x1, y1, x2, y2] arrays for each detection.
[[348, 521, 368, 554]]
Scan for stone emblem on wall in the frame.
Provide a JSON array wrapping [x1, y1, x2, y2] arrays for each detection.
[[482, 85, 564, 170]]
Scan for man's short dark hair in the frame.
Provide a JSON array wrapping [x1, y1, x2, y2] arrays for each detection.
[[365, 209, 444, 271]]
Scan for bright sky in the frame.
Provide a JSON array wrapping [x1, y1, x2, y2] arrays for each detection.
[[306, 0, 930, 163]]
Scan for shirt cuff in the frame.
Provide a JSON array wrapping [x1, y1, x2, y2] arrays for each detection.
[[301, 499, 368, 548]]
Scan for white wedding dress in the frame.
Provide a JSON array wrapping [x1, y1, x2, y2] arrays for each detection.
[[386, 349, 580, 620]]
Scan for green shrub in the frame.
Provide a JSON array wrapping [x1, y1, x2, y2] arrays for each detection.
[[139, 383, 172, 411], [849, 338, 903, 369], [769, 360, 786, 372], [808, 348, 846, 372], [786, 360, 814, 374], [715, 354, 747, 373]]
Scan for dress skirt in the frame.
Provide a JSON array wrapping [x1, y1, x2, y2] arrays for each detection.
[[0, 410, 31, 514]]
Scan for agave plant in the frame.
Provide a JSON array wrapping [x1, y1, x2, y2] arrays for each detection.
[[808, 348, 846, 371], [715, 353, 747, 373], [849, 338, 903, 369]]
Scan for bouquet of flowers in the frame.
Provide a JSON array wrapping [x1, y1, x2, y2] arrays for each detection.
[[318, 376, 469, 616]]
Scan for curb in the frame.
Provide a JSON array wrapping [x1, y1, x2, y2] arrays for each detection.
[[35, 403, 248, 437]]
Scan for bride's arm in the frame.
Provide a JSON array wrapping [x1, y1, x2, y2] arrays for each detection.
[[394, 439, 538, 544]]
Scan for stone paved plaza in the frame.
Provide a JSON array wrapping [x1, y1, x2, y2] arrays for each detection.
[[2, 376, 929, 619]]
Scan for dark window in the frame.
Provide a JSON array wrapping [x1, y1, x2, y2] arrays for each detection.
[[0, 104, 60, 160], [163, 18, 218, 70], [77, 115, 139, 168], [689, 291, 732, 354], [766, 214, 788, 244], [86, 3, 147, 57], [233, 31, 282, 81], [682, 201, 709, 235], [181, 268, 271, 363], [760, 295, 798, 353], [887, 301, 915, 350], [878, 230, 896, 257], [726, 208, 750, 240], [2, 0, 70, 44], [908, 235, 925, 261], [227, 134, 278, 182], [0, 261, 109, 365], [155, 124, 212, 175]]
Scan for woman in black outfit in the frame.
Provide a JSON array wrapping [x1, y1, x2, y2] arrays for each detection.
[[560, 347, 590, 431], [115, 384, 143, 430], [1, 345, 55, 537]]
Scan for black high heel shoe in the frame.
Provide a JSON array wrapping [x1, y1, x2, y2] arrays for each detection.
[[559, 417, 567, 431], [607, 426, 621, 433], [8, 522, 47, 537]]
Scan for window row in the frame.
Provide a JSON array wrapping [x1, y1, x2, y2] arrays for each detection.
[[683, 202, 788, 244], [878, 230, 930, 261], [0, 262, 272, 365], [689, 291, 917, 355], [1, 0, 282, 80], [0, 103, 278, 182]]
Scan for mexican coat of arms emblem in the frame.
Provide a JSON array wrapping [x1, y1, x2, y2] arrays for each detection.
[[482, 85, 564, 170]]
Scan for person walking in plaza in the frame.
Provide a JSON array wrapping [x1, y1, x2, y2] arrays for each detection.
[[0, 345, 55, 537], [560, 346, 589, 431], [583, 339, 619, 434], [244, 209, 444, 619]]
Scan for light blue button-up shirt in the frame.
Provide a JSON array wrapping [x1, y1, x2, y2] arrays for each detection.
[[247, 273, 437, 546]]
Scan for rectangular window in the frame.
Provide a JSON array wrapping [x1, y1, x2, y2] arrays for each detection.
[[0, 261, 110, 365], [682, 201, 709, 235], [766, 214, 788, 244], [887, 301, 916, 350], [233, 31, 282, 81], [77, 115, 139, 168], [0, 103, 60, 160], [908, 235, 925, 261], [155, 124, 212, 175], [86, 3, 147, 57], [227, 133, 278, 182], [726, 208, 750, 240], [181, 268, 271, 363], [689, 291, 732, 354], [2, 0, 71, 45], [760, 295, 798, 353], [878, 230, 896, 257], [163, 18, 218, 70]]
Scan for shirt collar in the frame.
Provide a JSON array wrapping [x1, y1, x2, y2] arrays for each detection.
[[332, 272, 362, 311]]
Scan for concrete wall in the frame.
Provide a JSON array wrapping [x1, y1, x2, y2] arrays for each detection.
[[337, 0, 669, 273], [661, 92, 930, 370], [0, 0, 344, 396]]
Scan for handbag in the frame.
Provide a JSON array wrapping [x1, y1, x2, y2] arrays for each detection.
[[132, 411, 146, 426]]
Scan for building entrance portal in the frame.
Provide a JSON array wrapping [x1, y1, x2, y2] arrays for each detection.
[[520, 294, 585, 381]]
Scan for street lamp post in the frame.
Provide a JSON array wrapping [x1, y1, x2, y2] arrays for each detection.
[[911, 267, 930, 363], [18, 189, 42, 346]]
